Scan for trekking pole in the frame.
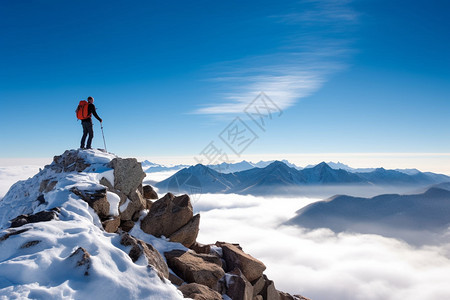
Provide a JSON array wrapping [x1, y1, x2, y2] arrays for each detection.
[[101, 123, 107, 152]]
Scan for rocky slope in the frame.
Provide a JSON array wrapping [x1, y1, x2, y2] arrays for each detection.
[[0, 149, 308, 300]]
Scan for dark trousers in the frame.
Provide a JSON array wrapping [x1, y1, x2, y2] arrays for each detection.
[[80, 121, 94, 149]]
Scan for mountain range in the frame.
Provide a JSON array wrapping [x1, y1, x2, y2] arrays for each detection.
[[155, 161, 450, 196]]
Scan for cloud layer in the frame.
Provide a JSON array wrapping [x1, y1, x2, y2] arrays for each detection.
[[194, 193, 450, 300]]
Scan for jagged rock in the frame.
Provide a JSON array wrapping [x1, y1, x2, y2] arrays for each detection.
[[252, 276, 266, 297], [169, 272, 184, 286], [260, 275, 279, 300], [165, 249, 225, 291], [102, 216, 120, 233], [50, 150, 91, 173], [143, 185, 158, 199], [226, 268, 254, 300], [39, 179, 57, 193], [119, 220, 135, 232], [68, 247, 91, 276], [140, 193, 193, 238], [120, 233, 169, 279], [71, 187, 109, 219], [178, 283, 222, 300], [254, 296, 263, 300], [10, 209, 59, 228], [220, 243, 266, 282], [169, 213, 200, 247], [0, 228, 30, 242], [110, 158, 146, 196], [191, 242, 211, 254]]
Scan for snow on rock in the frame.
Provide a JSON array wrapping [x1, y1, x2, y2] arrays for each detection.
[[0, 149, 184, 299]]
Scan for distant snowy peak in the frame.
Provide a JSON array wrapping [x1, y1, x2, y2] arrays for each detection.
[[157, 160, 450, 196], [140, 160, 189, 173]]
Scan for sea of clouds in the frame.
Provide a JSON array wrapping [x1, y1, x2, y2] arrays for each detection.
[[193, 193, 450, 300], [3, 167, 450, 299]]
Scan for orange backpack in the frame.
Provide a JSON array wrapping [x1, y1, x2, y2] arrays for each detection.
[[76, 100, 90, 120]]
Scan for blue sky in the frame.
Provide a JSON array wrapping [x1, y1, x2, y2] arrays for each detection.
[[1, 0, 449, 170]]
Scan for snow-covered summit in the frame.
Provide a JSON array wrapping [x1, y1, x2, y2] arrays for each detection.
[[0, 149, 185, 299]]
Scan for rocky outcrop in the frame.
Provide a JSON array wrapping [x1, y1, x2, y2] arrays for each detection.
[[178, 283, 222, 300]]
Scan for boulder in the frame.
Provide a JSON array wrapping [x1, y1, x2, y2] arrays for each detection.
[[220, 243, 266, 282], [71, 187, 109, 219], [143, 185, 158, 199], [140, 193, 193, 238], [178, 283, 222, 300], [165, 250, 225, 291], [120, 233, 169, 279], [110, 158, 146, 196], [169, 213, 200, 247], [226, 268, 254, 300], [102, 216, 120, 233]]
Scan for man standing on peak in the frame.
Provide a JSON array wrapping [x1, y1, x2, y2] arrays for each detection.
[[79, 96, 103, 149]]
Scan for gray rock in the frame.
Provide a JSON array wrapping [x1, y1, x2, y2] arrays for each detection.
[[110, 158, 146, 196]]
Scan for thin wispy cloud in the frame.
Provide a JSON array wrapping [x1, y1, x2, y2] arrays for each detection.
[[194, 0, 357, 115]]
